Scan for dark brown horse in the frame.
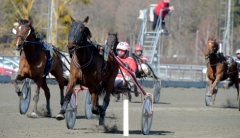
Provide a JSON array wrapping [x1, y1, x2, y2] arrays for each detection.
[[204, 38, 239, 99], [56, 16, 118, 125], [12, 19, 65, 117], [106, 32, 119, 56]]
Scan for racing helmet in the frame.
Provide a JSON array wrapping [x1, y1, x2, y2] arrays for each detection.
[[116, 42, 130, 58], [134, 45, 143, 56], [134, 45, 143, 51], [236, 49, 240, 59], [236, 49, 240, 54]]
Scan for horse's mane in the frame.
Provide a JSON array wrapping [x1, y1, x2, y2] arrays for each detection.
[[84, 26, 92, 40], [19, 19, 39, 41]]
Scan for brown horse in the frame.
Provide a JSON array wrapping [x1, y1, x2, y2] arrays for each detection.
[[204, 38, 239, 99], [11, 19, 65, 117], [56, 16, 118, 125]]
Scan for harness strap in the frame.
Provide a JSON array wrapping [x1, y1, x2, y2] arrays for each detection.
[[72, 52, 93, 84], [72, 52, 93, 69], [210, 62, 223, 66]]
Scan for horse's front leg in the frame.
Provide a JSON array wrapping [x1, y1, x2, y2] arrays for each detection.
[[90, 85, 100, 115], [56, 77, 76, 120], [99, 90, 111, 125], [11, 72, 25, 99], [208, 75, 221, 96], [28, 78, 42, 118], [40, 77, 52, 117]]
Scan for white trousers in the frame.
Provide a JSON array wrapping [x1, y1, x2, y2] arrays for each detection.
[[138, 63, 150, 75]]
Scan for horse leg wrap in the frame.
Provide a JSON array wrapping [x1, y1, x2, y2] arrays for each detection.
[[59, 92, 72, 114], [59, 100, 69, 114], [100, 100, 109, 116], [33, 92, 39, 101], [11, 73, 20, 94], [92, 106, 100, 115]]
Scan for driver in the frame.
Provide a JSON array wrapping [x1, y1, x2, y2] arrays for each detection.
[[235, 49, 240, 69], [134, 45, 150, 76], [114, 42, 137, 88], [114, 42, 137, 101]]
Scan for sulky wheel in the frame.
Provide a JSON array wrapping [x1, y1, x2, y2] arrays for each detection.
[[238, 93, 240, 111], [66, 93, 77, 129], [205, 83, 211, 106], [141, 96, 153, 135], [84, 90, 93, 119], [19, 79, 31, 114], [153, 80, 161, 103]]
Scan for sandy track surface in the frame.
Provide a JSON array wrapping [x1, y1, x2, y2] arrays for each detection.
[[0, 83, 240, 138]]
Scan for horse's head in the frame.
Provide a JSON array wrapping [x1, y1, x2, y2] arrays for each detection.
[[68, 16, 91, 48], [106, 32, 119, 55], [106, 32, 118, 47], [13, 19, 33, 51], [204, 38, 219, 59]]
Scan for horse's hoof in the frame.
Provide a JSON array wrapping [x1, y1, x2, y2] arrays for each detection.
[[56, 114, 65, 120], [27, 112, 39, 118], [44, 112, 52, 117]]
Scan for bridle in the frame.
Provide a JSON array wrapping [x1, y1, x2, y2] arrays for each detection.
[[205, 40, 218, 59], [68, 21, 94, 69], [67, 22, 93, 54], [16, 25, 41, 51]]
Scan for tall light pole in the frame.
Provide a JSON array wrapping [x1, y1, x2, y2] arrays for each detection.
[[47, 0, 58, 46], [219, 0, 233, 56]]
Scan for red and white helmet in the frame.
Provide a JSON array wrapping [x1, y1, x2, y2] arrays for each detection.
[[134, 45, 143, 51], [116, 42, 130, 51], [116, 42, 130, 58]]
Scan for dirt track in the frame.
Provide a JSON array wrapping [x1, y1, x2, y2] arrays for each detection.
[[0, 83, 240, 138]]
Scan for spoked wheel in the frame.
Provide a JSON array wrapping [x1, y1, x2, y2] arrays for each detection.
[[141, 96, 153, 135], [205, 84, 211, 106], [153, 80, 161, 103], [205, 84, 217, 106], [66, 93, 77, 129], [84, 90, 92, 119], [238, 93, 240, 111], [19, 79, 31, 114]]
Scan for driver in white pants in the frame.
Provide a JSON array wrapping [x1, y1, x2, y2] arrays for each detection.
[[235, 49, 240, 72], [134, 45, 150, 75], [114, 42, 137, 88]]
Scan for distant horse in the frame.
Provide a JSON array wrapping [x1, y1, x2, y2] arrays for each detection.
[[106, 32, 119, 56], [56, 16, 118, 125], [12, 19, 65, 117], [204, 38, 239, 98]]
